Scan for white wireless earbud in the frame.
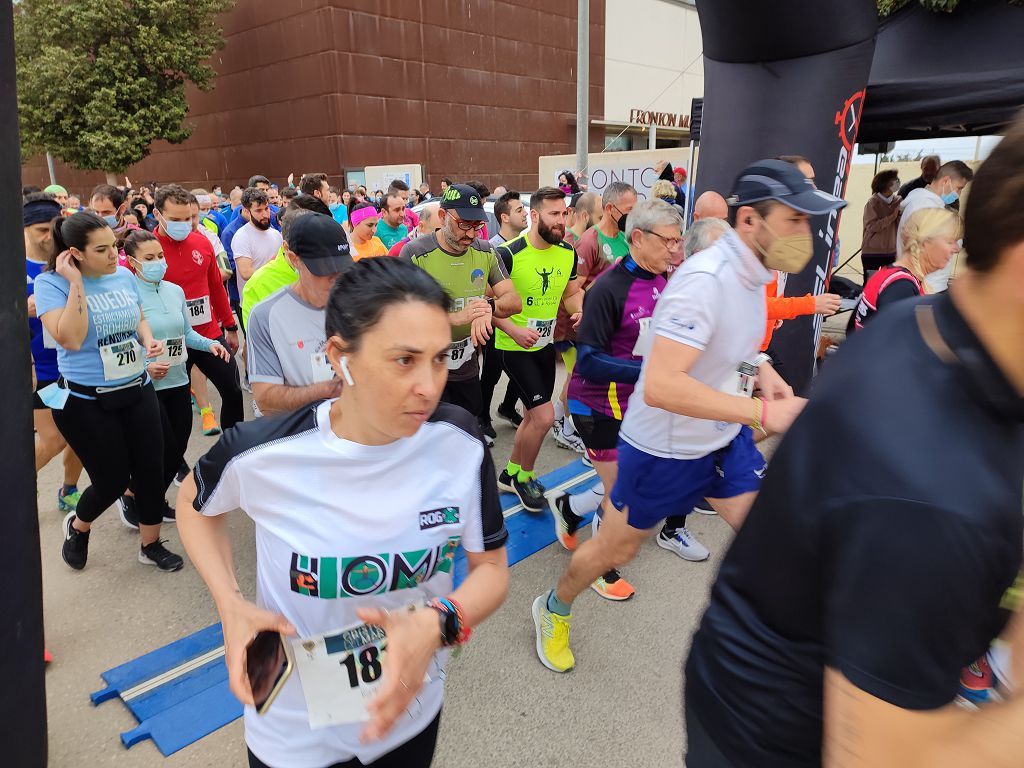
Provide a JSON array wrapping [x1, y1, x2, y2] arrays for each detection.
[[339, 356, 355, 387]]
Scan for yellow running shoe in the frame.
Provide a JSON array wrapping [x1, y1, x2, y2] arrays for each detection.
[[201, 407, 222, 436], [590, 569, 635, 601], [532, 593, 575, 672]]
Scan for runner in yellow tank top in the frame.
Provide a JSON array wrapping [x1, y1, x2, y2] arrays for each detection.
[[492, 188, 584, 512]]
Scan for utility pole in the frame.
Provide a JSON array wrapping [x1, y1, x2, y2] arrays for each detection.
[[46, 152, 57, 186], [575, 0, 589, 179], [0, 2, 49, 764]]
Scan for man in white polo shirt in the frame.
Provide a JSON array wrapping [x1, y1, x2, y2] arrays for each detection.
[[247, 212, 354, 416], [532, 159, 847, 673]]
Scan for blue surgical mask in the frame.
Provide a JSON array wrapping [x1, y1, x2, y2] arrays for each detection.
[[102, 214, 119, 228], [164, 219, 192, 241], [135, 258, 167, 282], [942, 191, 959, 205]]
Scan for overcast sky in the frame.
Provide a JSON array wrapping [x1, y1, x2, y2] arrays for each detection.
[[852, 135, 1003, 164]]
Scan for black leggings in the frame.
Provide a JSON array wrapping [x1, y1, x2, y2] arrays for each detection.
[[480, 334, 520, 419], [52, 384, 165, 526], [186, 339, 243, 429], [246, 712, 440, 768], [156, 385, 193, 492]]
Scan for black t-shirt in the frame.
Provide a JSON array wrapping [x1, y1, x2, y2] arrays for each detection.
[[685, 292, 1024, 767]]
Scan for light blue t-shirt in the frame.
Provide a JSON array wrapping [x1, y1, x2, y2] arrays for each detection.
[[34, 266, 143, 387], [135, 275, 216, 391], [330, 203, 349, 226]]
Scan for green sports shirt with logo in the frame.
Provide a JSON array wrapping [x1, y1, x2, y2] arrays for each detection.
[[400, 232, 509, 380], [493, 233, 578, 353]]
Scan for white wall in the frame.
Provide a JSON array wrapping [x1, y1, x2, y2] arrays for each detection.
[[604, 0, 704, 124]]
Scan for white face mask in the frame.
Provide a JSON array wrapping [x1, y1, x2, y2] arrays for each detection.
[[879, 192, 895, 204]]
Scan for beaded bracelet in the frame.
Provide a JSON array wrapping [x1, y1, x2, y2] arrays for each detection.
[[427, 597, 473, 647]]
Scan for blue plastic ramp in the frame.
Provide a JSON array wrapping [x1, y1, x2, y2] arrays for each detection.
[[93, 458, 598, 756]]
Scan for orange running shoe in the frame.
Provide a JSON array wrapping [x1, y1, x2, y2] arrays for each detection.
[[590, 569, 635, 601], [201, 408, 222, 436]]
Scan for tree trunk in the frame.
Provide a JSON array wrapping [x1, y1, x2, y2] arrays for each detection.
[[105, 171, 118, 186]]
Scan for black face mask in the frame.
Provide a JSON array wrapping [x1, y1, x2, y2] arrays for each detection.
[[618, 211, 628, 233]]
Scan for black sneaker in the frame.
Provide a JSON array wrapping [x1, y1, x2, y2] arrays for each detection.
[[162, 500, 176, 524], [550, 492, 586, 550], [117, 495, 140, 529], [61, 512, 89, 571], [497, 470, 516, 494], [479, 419, 496, 447], [139, 539, 184, 572], [496, 404, 523, 428], [173, 462, 190, 487], [513, 475, 546, 513]]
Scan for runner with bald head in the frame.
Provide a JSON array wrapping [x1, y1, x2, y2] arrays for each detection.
[[693, 191, 729, 222]]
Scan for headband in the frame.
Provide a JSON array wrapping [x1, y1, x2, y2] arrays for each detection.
[[350, 206, 379, 228], [23, 199, 63, 227]]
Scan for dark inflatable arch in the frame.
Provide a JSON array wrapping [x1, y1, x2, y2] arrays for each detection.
[[694, 0, 879, 394]]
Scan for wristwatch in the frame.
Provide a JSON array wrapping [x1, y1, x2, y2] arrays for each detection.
[[223, 324, 238, 333], [485, 297, 496, 312]]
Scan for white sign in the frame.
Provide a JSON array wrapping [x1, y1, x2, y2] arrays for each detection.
[[362, 165, 424, 197], [539, 148, 686, 202]]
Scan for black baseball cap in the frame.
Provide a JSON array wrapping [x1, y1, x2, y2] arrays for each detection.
[[728, 159, 846, 215], [439, 184, 487, 220], [286, 213, 354, 276]]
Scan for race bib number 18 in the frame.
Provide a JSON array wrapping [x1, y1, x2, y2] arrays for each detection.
[[291, 605, 430, 730]]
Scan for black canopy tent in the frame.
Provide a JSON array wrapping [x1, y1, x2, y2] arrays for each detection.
[[692, 0, 1024, 152], [858, 0, 1024, 142], [689, 0, 1023, 394]]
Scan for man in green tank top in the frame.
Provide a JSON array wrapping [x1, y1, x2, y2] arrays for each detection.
[[493, 187, 584, 511]]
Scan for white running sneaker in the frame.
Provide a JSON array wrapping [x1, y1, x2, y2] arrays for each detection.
[[552, 420, 586, 453], [657, 527, 710, 562]]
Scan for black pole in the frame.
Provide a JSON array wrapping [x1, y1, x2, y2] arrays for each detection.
[[0, 3, 49, 765]]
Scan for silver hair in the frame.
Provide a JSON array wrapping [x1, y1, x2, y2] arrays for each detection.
[[683, 218, 729, 260], [601, 181, 636, 209], [624, 197, 683, 242]]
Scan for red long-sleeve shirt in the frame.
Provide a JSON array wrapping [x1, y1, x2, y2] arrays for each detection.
[[156, 229, 234, 340]]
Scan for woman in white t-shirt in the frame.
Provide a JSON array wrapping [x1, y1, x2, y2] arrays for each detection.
[[177, 257, 509, 768]]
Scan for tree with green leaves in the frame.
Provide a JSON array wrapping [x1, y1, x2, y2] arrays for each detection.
[[878, 0, 1022, 17], [15, 0, 234, 182]]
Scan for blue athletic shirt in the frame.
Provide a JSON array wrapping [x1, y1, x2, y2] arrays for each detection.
[[34, 266, 143, 387], [27, 257, 58, 382]]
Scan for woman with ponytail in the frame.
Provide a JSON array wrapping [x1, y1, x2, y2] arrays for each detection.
[[34, 212, 185, 573], [851, 206, 962, 332], [111, 229, 231, 528]]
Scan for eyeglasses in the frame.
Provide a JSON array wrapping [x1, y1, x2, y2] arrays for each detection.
[[641, 229, 683, 251], [449, 213, 486, 233]]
